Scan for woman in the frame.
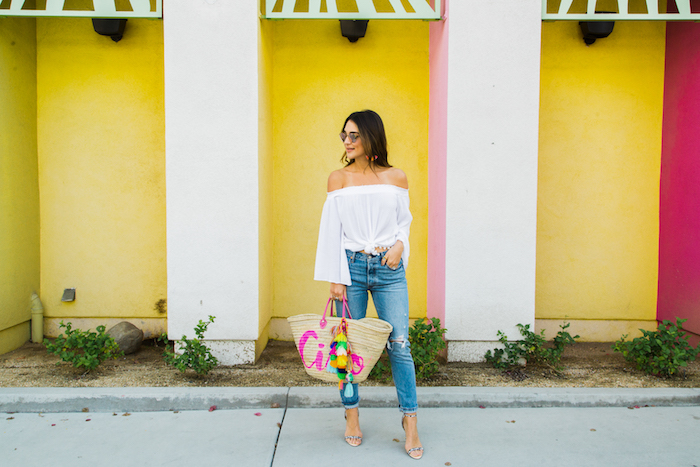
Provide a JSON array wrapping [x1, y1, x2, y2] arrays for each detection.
[[314, 110, 423, 460]]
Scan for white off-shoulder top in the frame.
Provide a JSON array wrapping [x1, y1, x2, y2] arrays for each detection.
[[314, 184, 412, 286]]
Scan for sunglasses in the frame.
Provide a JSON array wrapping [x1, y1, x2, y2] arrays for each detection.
[[339, 131, 360, 143]]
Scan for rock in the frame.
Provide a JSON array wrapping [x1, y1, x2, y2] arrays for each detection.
[[107, 322, 144, 355]]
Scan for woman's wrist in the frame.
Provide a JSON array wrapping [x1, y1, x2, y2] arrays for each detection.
[[330, 283, 346, 300]]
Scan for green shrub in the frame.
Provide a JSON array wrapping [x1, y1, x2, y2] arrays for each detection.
[[164, 316, 219, 376], [154, 332, 169, 347], [484, 323, 579, 372], [410, 317, 447, 379], [613, 318, 699, 378], [369, 317, 447, 381], [44, 321, 123, 372]]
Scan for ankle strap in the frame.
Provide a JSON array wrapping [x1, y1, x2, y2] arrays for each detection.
[[403, 413, 417, 418]]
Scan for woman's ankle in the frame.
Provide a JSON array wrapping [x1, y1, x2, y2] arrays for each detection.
[[402, 413, 418, 430]]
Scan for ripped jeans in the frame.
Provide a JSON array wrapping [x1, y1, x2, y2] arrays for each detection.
[[335, 249, 418, 414]]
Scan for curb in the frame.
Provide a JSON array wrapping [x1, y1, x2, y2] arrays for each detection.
[[289, 387, 700, 408], [0, 387, 289, 413], [2, 387, 699, 413]]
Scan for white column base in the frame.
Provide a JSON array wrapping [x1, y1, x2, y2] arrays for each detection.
[[447, 341, 503, 363], [208, 341, 256, 365], [174, 340, 256, 366]]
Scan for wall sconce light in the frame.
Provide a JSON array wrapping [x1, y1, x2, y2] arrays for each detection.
[[340, 20, 368, 43], [61, 288, 76, 302], [579, 15, 614, 45], [92, 18, 128, 42]]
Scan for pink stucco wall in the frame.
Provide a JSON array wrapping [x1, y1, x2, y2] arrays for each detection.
[[658, 22, 700, 335], [427, 0, 448, 324]]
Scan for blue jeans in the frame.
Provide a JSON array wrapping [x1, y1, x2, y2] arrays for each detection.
[[335, 249, 418, 414]]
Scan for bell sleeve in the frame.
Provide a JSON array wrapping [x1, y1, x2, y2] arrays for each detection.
[[396, 191, 413, 269], [314, 195, 352, 286]]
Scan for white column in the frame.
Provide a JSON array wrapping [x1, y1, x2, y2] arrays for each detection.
[[445, 0, 541, 361], [164, 1, 260, 364]]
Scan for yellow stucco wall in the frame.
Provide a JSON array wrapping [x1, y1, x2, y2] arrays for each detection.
[[0, 17, 40, 354], [36, 18, 166, 325], [269, 20, 429, 324], [536, 20, 665, 325]]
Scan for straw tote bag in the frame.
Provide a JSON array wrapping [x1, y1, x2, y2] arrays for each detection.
[[288, 298, 393, 385]]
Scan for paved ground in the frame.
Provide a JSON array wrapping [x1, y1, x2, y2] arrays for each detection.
[[1, 387, 699, 466]]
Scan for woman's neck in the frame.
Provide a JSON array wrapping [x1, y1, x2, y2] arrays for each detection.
[[347, 158, 373, 173]]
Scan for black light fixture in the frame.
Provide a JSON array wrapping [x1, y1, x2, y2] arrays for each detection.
[[340, 20, 368, 43], [579, 12, 614, 45], [92, 18, 128, 42]]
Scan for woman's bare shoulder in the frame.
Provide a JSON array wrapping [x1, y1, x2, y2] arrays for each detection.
[[327, 169, 346, 192], [385, 167, 408, 189]]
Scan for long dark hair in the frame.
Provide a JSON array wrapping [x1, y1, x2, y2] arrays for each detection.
[[341, 110, 392, 168]]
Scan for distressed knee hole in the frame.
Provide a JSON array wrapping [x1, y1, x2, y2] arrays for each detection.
[[387, 336, 407, 350]]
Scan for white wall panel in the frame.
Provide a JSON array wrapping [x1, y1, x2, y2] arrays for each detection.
[[445, 0, 541, 358], [164, 1, 259, 360]]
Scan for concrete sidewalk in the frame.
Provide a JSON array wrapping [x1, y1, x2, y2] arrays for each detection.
[[2, 387, 699, 466]]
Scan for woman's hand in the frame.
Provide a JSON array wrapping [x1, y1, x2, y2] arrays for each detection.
[[382, 240, 403, 270], [330, 283, 346, 301]]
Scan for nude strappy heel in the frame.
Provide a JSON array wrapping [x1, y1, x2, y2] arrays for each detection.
[[344, 409, 362, 447], [402, 413, 424, 460]]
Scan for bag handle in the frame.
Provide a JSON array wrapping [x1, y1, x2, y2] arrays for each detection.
[[320, 297, 352, 329]]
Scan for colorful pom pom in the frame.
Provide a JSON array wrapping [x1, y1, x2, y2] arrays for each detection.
[[326, 361, 338, 374], [328, 317, 355, 388]]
